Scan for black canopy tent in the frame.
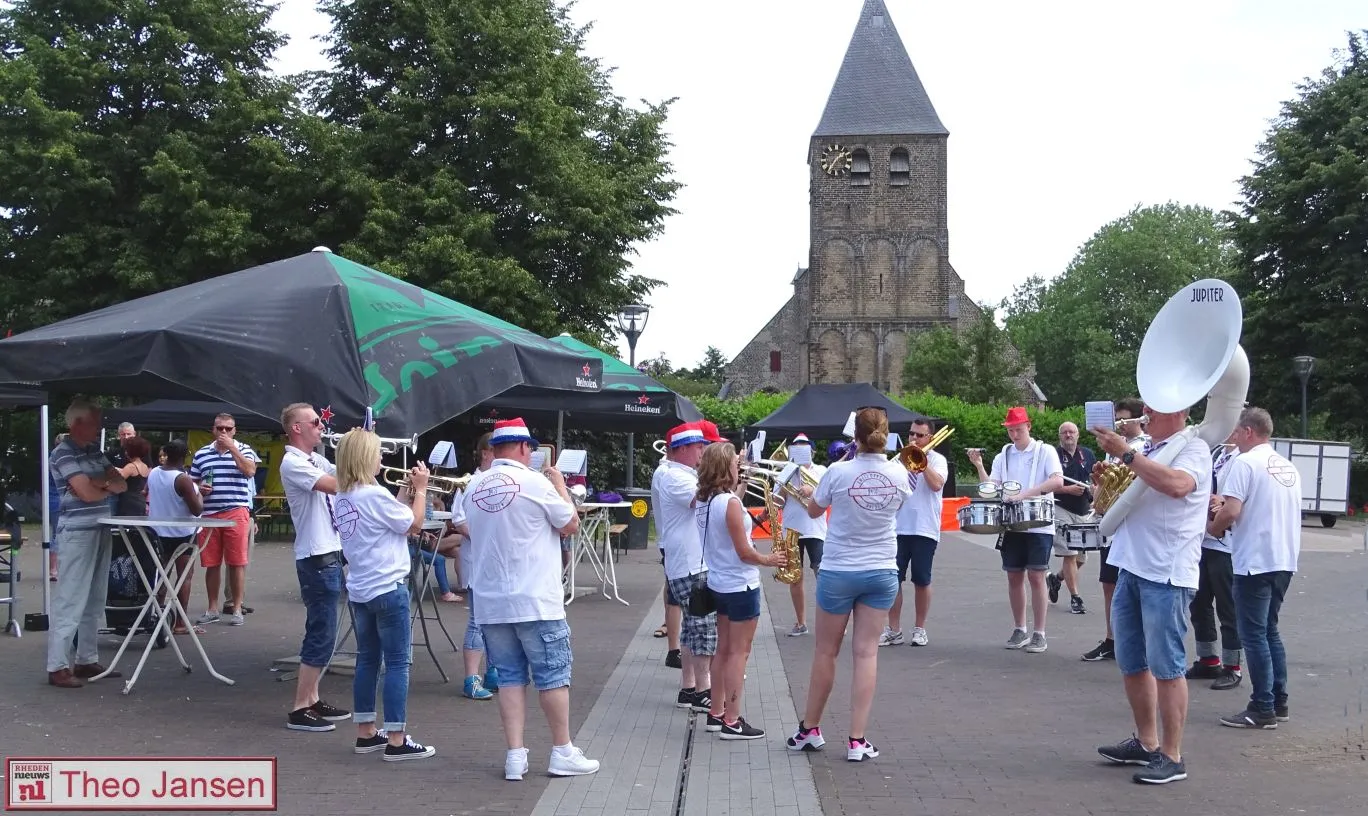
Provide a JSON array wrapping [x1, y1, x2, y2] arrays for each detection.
[[747, 383, 929, 439], [0, 250, 603, 436], [102, 400, 281, 434]]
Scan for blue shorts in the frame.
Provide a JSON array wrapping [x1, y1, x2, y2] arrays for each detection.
[[710, 586, 761, 622], [896, 535, 938, 587], [816, 569, 899, 615], [1111, 570, 1194, 681], [481, 619, 573, 691], [999, 531, 1051, 572], [296, 554, 343, 668]]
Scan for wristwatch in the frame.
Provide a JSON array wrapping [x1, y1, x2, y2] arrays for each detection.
[[1121, 451, 1136, 466]]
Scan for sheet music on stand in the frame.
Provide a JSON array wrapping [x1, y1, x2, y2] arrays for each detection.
[[428, 441, 457, 469], [747, 431, 767, 462], [886, 433, 901, 452], [842, 411, 857, 439], [1085, 401, 1115, 433], [529, 449, 548, 471], [555, 449, 588, 476]]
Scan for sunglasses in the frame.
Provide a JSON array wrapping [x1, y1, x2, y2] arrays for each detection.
[[910, 432, 931, 439], [214, 426, 236, 433]]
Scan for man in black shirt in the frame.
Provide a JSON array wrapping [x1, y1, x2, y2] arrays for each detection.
[[1048, 422, 1097, 614]]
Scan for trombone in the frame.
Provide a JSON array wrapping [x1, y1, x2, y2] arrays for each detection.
[[897, 425, 956, 473], [323, 430, 419, 455], [381, 466, 469, 495]]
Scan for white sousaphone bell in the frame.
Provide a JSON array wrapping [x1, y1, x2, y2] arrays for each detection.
[[1096, 279, 1251, 537]]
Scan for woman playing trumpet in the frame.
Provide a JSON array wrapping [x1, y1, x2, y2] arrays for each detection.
[[788, 408, 911, 761]]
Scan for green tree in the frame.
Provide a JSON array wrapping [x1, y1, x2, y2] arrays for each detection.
[[902, 308, 1022, 403], [1003, 203, 1236, 406], [307, 0, 680, 339], [1230, 32, 1368, 439], [687, 346, 728, 382], [0, 0, 350, 332]]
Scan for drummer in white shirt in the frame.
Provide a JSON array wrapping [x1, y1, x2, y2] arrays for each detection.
[[883, 419, 948, 648], [969, 406, 1064, 653], [770, 433, 827, 637]]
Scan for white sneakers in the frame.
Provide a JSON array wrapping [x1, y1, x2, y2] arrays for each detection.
[[909, 627, 929, 647], [548, 745, 601, 777], [878, 627, 904, 647], [504, 748, 529, 781]]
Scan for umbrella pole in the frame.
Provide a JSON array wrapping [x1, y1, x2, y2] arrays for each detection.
[[40, 404, 51, 617], [556, 411, 564, 454]]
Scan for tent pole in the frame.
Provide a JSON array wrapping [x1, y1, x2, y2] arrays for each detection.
[[40, 404, 51, 618], [556, 411, 564, 454]]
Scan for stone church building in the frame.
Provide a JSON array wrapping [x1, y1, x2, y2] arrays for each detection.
[[724, 0, 1008, 397]]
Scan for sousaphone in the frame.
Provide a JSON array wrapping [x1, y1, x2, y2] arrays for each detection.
[[1096, 279, 1250, 537]]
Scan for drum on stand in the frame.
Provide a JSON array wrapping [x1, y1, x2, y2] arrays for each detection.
[[1006, 498, 1054, 531], [1061, 522, 1106, 551], [957, 501, 1007, 534]]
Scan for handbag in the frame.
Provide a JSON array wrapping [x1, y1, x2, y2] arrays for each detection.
[[687, 496, 716, 617]]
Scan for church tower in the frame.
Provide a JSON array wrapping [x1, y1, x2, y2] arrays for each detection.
[[725, 0, 980, 396]]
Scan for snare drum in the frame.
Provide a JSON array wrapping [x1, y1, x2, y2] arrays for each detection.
[[957, 501, 1006, 534], [1060, 522, 1106, 551], [1006, 497, 1054, 531]]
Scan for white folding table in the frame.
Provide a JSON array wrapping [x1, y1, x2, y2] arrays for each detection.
[[564, 502, 631, 606], [95, 516, 238, 694]]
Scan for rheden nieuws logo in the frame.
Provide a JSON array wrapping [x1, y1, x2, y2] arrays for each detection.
[[5, 757, 276, 811]]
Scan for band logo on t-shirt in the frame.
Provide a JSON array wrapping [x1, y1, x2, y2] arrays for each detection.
[[333, 497, 361, 539], [1266, 457, 1297, 487], [849, 471, 898, 510], [472, 472, 521, 512]]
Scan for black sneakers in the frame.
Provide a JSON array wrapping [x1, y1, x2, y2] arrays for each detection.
[[675, 687, 696, 709], [1275, 703, 1290, 722], [286, 707, 335, 732], [1132, 753, 1187, 784], [704, 714, 725, 732], [1220, 708, 1278, 729], [1046, 572, 1062, 604], [719, 718, 765, 740], [665, 649, 682, 669], [1210, 667, 1243, 690], [383, 735, 436, 762], [1185, 660, 1223, 680], [310, 699, 351, 721], [1082, 639, 1115, 661], [675, 688, 711, 711], [355, 732, 388, 754], [1070, 595, 1086, 614], [1098, 735, 1159, 766]]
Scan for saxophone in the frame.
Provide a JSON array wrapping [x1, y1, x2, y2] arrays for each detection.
[[1092, 462, 1136, 515], [766, 477, 803, 585]]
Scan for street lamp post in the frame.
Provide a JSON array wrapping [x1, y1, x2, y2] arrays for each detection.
[[616, 304, 650, 489], [1293, 355, 1315, 439]]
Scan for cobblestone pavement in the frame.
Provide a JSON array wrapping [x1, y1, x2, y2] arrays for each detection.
[[767, 521, 1368, 816], [3, 518, 1365, 816]]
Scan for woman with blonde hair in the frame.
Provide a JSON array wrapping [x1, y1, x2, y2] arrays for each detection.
[[788, 407, 910, 761], [696, 442, 786, 740], [332, 429, 436, 762]]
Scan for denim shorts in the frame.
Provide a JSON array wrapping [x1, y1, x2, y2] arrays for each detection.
[[999, 531, 1052, 572], [710, 586, 760, 622], [816, 569, 899, 615], [896, 535, 938, 586], [1112, 569, 1194, 680], [481, 618, 573, 691], [296, 553, 344, 668]]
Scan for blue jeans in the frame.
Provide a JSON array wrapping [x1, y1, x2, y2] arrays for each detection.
[[351, 584, 413, 731], [463, 593, 485, 652], [1234, 571, 1292, 714], [481, 619, 572, 690], [815, 569, 899, 615], [1111, 570, 1194, 680], [411, 545, 452, 595], [295, 555, 343, 668]]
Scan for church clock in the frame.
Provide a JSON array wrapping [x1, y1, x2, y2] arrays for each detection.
[[819, 144, 853, 176]]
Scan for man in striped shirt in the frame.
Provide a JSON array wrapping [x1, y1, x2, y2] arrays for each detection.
[[46, 399, 128, 688], [188, 413, 258, 626]]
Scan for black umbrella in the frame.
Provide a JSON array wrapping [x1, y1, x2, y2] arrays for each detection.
[[472, 334, 703, 433], [0, 250, 603, 435]]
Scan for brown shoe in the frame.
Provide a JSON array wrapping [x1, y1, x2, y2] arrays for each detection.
[[48, 669, 83, 688], [73, 663, 120, 680]]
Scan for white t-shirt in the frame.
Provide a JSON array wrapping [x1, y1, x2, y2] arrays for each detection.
[[280, 445, 341, 560], [652, 460, 705, 579], [462, 459, 575, 624], [895, 450, 948, 541], [333, 483, 414, 603], [813, 453, 911, 572], [774, 464, 828, 540], [989, 439, 1063, 501], [148, 467, 199, 538], [698, 493, 759, 593], [1220, 443, 1301, 575], [1203, 445, 1238, 553], [1106, 434, 1212, 589]]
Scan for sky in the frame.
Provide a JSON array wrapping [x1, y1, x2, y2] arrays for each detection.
[[267, 0, 1364, 371]]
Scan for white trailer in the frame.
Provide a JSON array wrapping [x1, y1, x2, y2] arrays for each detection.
[[1269, 438, 1352, 528]]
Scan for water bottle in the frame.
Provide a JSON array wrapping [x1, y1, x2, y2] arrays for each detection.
[[202, 469, 214, 488], [424, 493, 433, 521]]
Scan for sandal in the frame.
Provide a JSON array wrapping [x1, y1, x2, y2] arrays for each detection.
[[173, 625, 207, 635], [653, 625, 668, 639], [440, 592, 462, 603]]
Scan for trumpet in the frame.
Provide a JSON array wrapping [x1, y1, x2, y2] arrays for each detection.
[[381, 466, 469, 495], [1114, 415, 1149, 430], [898, 425, 955, 473], [323, 430, 419, 455]]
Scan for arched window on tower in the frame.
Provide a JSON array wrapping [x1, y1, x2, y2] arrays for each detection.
[[850, 149, 871, 187], [889, 148, 910, 187]]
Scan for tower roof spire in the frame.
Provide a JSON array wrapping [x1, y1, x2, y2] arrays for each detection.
[[813, 0, 947, 137]]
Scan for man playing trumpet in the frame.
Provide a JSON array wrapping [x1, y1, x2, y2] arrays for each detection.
[[884, 418, 948, 648], [968, 407, 1064, 653]]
